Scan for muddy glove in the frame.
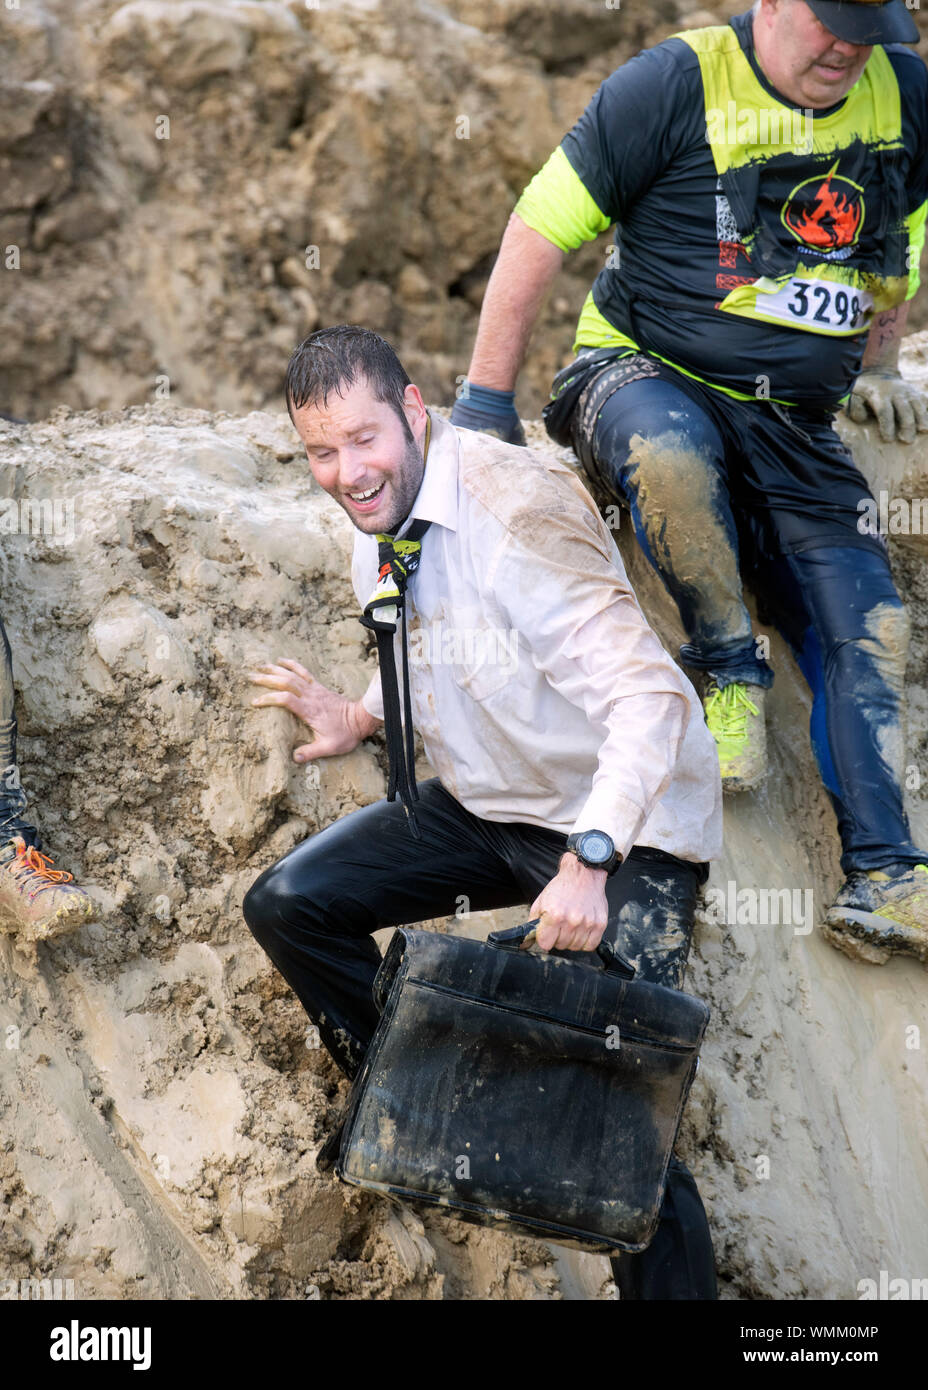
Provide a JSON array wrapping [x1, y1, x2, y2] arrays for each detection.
[[450, 380, 526, 446], [847, 368, 928, 444]]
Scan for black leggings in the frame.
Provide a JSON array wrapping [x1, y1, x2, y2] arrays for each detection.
[[244, 777, 717, 1299]]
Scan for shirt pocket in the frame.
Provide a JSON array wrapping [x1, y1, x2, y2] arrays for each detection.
[[446, 614, 520, 704]]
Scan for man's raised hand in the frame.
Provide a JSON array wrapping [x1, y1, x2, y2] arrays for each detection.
[[248, 658, 378, 762]]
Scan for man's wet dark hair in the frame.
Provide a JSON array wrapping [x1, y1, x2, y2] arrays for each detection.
[[285, 324, 412, 431]]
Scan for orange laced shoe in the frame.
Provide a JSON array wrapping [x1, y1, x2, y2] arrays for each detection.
[[0, 835, 95, 942]]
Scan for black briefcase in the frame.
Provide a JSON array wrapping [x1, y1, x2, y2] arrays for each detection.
[[331, 920, 709, 1253]]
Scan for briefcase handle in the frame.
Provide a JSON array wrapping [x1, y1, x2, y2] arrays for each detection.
[[487, 918, 636, 979]]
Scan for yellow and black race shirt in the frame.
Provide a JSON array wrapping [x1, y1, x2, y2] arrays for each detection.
[[515, 10, 928, 410]]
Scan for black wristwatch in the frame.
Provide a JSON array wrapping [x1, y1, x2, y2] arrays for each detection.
[[565, 830, 622, 876]]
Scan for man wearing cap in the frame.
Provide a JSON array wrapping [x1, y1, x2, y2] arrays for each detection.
[[452, 0, 928, 967]]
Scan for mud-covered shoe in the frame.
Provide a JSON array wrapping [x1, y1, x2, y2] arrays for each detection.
[[703, 680, 767, 792], [824, 863, 928, 966], [0, 835, 95, 942]]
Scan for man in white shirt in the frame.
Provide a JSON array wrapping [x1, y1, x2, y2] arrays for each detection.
[[244, 325, 723, 1300]]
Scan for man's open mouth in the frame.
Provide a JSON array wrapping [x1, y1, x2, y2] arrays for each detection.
[[346, 481, 386, 508]]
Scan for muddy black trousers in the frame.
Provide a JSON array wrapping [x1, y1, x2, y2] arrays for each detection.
[[243, 777, 717, 1300]]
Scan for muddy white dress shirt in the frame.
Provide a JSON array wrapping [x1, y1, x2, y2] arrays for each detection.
[[351, 410, 722, 865]]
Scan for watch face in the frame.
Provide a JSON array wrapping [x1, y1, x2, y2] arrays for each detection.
[[579, 830, 613, 865]]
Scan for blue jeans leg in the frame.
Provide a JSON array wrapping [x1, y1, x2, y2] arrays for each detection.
[[756, 543, 925, 874], [587, 377, 773, 689]]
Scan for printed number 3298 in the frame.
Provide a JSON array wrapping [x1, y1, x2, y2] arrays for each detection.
[[787, 279, 867, 330]]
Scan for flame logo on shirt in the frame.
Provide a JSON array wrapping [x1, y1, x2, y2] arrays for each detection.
[[781, 164, 865, 251]]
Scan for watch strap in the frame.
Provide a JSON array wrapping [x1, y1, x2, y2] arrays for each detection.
[[565, 831, 621, 877]]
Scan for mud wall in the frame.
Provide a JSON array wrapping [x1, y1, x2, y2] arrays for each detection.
[[3, 0, 928, 424], [2, 0, 928, 1302], [0, 338, 926, 1297]]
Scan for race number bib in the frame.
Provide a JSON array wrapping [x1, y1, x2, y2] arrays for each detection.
[[753, 276, 873, 335]]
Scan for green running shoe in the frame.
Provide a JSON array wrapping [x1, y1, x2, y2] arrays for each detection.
[[703, 679, 767, 792], [824, 863, 928, 965]]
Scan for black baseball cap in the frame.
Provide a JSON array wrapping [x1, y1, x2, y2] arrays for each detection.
[[805, 0, 920, 44]]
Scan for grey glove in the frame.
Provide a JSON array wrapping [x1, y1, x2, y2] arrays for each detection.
[[847, 368, 928, 444], [450, 381, 526, 446]]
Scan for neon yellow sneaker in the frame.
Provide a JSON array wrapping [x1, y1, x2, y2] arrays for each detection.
[[0, 835, 95, 943], [703, 680, 767, 792], [824, 863, 928, 966]]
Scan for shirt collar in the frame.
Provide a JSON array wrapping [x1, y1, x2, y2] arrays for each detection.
[[394, 408, 459, 538]]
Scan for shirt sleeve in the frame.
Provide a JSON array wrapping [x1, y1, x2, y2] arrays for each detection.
[[489, 496, 693, 861], [361, 669, 384, 722], [514, 145, 612, 251], [561, 41, 696, 225]]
